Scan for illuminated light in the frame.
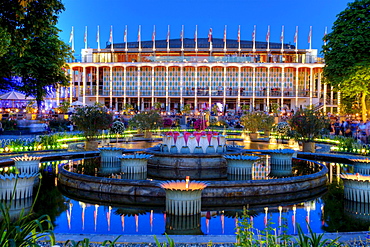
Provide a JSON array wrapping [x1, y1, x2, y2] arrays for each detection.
[[4, 147, 9, 152]]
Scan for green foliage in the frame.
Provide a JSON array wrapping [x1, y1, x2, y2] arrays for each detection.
[[181, 104, 192, 115], [1, 120, 17, 131], [235, 207, 291, 247], [56, 101, 71, 114], [65, 238, 90, 247], [0, 26, 11, 58], [25, 100, 37, 114], [323, 0, 370, 121], [122, 103, 133, 114], [288, 108, 330, 142], [128, 110, 163, 131], [37, 134, 59, 147], [0, 0, 72, 105], [240, 111, 274, 133], [273, 122, 291, 136], [295, 223, 342, 247], [0, 178, 56, 247], [49, 119, 70, 132], [110, 120, 125, 135], [71, 104, 113, 141], [153, 234, 175, 247]]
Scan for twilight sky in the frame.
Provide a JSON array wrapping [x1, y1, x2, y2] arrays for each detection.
[[57, 0, 351, 54]]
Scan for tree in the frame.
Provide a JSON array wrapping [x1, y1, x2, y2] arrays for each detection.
[[0, 0, 72, 107], [288, 108, 329, 142], [128, 110, 163, 133], [71, 104, 113, 142], [322, 0, 370, 121]]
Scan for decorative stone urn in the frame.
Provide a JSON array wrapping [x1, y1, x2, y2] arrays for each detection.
[[341, 173, 370, 203], [160, 178, 208, 216], [269, 149, 295, 165], [11, 154, 42, 174], [224, 155, 259, 176], [119, 154, 152, 174], [98, 147, 126, 163], [0, 173, 38, 200], [302, 141, 315, 153], [351, 159, 370, 175]]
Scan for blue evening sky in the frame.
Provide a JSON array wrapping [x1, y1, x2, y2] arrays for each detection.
[[57, 0, 351, 54]]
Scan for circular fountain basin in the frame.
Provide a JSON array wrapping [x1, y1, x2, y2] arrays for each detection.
[[58, 158, 328, 207]]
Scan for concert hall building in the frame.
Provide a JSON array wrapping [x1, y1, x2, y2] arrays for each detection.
[[64, 35, 338, 114]]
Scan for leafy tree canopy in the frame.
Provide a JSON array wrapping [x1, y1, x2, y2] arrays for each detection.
[[0, 0, 72, 107], [323, 0, 370, 119], [71, 104, 114, 141]]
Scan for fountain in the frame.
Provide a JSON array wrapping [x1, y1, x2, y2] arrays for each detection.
[[159, 177, 208, 216], [341, 173, 370, 203], [269, 149, 295, 165], [350, 158, 370, 175], [11, 154, 42, 174], [98, 147, 125, 163], [224, 154, 259, 176], [119, 154, 152, 173], [0, 173, 38, 200]]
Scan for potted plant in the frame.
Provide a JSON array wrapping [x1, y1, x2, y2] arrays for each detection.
[[240, 111, 274, 140], [71, 103, 113, 150], [288, 108, 329, 153], [128, 110, 163, 139], [110, 120, 125, 144], [270, 103, 280, 123]]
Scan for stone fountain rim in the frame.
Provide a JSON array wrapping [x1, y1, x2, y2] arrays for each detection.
[[144, 146, 246, 157]]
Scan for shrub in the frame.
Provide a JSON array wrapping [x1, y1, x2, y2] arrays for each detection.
[[289, 108, 330, 142], [71, 104, 113, 141]]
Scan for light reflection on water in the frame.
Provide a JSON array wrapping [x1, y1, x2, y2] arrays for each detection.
[[9, 139, 369, 235]]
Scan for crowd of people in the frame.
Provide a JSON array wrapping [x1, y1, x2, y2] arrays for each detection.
[[333, 118, 370, 143]]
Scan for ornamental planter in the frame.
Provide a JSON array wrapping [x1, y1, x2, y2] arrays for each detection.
[[302, 141, 315, 153]]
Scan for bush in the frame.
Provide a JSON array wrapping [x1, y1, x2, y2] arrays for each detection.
[[71, 104, 113, 141], [163, 118, 173, 128], [289, 108, 330, 142], [49, 119, 69, 132]]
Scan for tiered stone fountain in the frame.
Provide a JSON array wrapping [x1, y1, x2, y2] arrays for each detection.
[[0, 154, 40, 220], [341, 173, 370, 203], [146, 131, 244, 179], [269, 149, 295, 178], [351, 158, 370, 175], [12, 154, 42, 174], [160, 177, 208, 216], [224, 154, 259, 180]]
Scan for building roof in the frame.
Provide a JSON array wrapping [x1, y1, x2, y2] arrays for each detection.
[[106, 38, 295, 50]]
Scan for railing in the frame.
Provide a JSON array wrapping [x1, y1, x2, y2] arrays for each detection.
[[91, 89, 318, 98]]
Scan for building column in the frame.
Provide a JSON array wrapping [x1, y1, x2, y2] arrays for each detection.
[[237, 66, 241, 112], [281, 67, 285, 107], [109, 66, 113, 109], [69, 68, 73, 104], [123, 66, 127, 106], [194, 66, 198, 111], [223, 67, 227, 112], [266, 67, 270, 112], [337, 91, 341, 114], [252, 67, 256, 111], [151, 66, 155, 108], [295, 67, 299, 110], [82, 66, 86, 105], [96, 66, 99, 103], [323, 82, 327, 114], [165, 66, 169, 112], [309, 67, 313, 106], [56, 85, 60, 106], [137, 66, 141, 111], [208, 66, 212, 111], [180, 66, 184, 110]]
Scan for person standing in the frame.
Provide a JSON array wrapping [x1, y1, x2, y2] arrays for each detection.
[[333, 119, 341, 135]]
